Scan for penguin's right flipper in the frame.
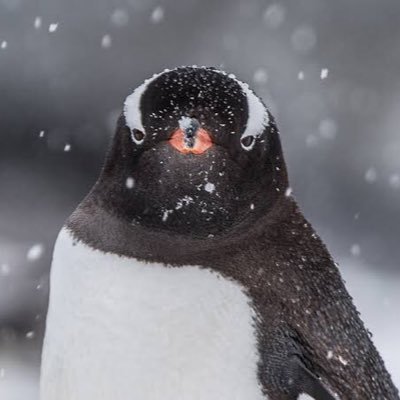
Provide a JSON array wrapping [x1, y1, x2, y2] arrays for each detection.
[[293, 358, 337, 400]]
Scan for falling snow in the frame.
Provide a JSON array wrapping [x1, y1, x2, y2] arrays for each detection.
[[306, 134, 318, 147], [26, 244, 44, 261], [351, 244, 361, 257], [150, 6, 164, 24], [389, 174, 400, 189], [291, 25, 317, 54], [263, 3, 286, 29], [101, 34, 112, 48], [34, 17, 42, 29], [204, 182, 215, 193], [1, 4, 400, 397], [125, 177, 135, 189], [25, 331, 35, 340], [365, 167, 377, 183], [48, 23, 58, 33], [319, 119, 337, 140], [320, 68, 329, 79], [253, 68, 268, 85], [111, 8, 130, 27], [162, 209, 172, 222], [338, 355, 348, 366], [1, 263, 10, 276]]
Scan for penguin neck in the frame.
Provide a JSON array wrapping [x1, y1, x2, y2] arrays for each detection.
[[66, 191, 297, 265]]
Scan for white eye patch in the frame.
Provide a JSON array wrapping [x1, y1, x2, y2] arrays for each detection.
[[124, 69, 171, 134], [123, 67, 269, 151], [233, 77, 269, 151]]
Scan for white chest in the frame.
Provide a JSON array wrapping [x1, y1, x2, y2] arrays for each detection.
[[40, 228, 264, 400]]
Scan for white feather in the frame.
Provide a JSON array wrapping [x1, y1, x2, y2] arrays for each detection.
[[40, 228, 265, 400]]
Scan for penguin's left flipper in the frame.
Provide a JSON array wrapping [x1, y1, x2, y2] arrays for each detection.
[[292, 357, 336, 400]]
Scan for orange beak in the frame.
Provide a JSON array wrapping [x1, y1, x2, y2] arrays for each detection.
[[169, 127, 213, 155]]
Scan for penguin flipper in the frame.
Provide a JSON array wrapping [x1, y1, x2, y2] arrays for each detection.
[[293, 358, 336, 400]]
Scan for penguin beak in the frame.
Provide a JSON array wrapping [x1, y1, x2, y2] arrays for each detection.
[[169, 117, 213, 155]]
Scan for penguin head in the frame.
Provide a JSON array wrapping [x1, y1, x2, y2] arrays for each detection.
[[94, 67, 288, 238]]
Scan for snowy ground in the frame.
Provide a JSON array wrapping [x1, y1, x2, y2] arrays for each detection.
[[0, 260, 399, 399]]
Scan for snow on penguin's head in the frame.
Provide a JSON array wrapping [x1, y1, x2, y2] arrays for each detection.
[[96, 66, 288, 238], [123, 67, 269, 150]]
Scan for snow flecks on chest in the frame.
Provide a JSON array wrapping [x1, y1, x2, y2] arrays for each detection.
[[40, 228, 265, 400], [156, 161, 225, 223]]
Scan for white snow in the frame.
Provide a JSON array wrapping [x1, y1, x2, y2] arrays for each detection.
[[125, 177, 135, 189], [319, 119, 337, 140], [34, 17, 42, 29], [25, 332, 35, 340], [389, 174, 400, 189], [26, 244, 44, 262], [1, 41, 8, 49], [175, 196, 194, 210], [63, 144, 71, 152], [38, 130, 45, 138], [162, 209, 173, 222], [150, 6, 164, 24], [204, 182, 215, 193], [285, 187, 293, 197], [0, 263, 10, 276], [350, 244, 361, 257], [320, 68, 329, 80], [291, 25, 317, 54], [298, 71, 305, 80], [253, 68, 268, 85], [110, 8, 129, 27], [48, 23, 58, 33], [306, 134, 318, 147], [178, 116, 193, 131], [338, 355, 348, 366], [364, 167, 377, 183], [263, 3, 286, 29], [101, 34, 112, 48]]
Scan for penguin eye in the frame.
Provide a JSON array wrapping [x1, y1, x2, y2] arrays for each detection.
[[131, 129, 145, 144], [241, 135, 255, 150]]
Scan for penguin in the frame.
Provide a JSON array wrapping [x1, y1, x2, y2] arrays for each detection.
[[40, 66, 399, 400]]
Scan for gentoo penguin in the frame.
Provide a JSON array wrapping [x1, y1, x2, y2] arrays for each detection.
[[40, 66, 399, 400]]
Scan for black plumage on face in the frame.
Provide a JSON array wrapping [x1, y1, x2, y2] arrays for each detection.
[[94, 67, 288, 238]]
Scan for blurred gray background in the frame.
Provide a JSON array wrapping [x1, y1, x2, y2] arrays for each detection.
[[0, 0, 399, 398]]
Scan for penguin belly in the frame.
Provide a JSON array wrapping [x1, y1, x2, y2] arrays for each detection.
[[40, 228, 265, 400]]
